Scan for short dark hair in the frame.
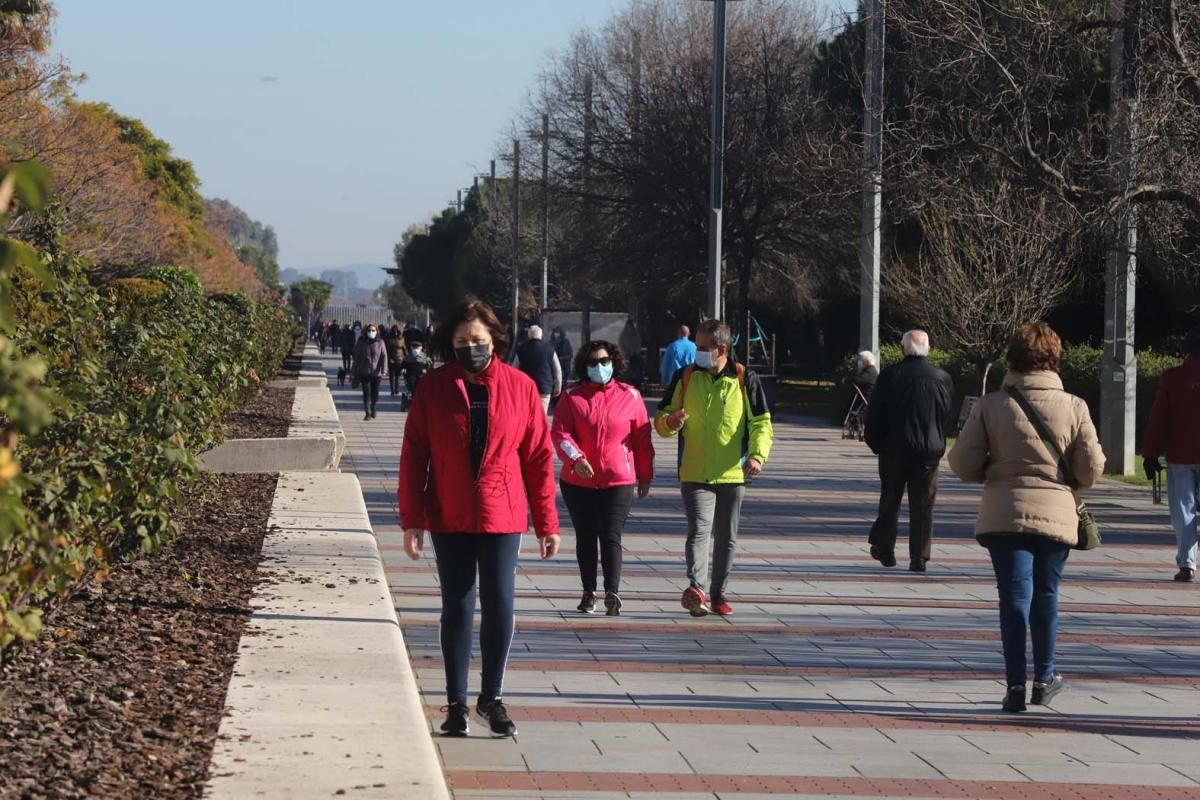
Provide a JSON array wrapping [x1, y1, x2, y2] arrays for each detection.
[[696, 319, 732, 347], [432, 300, 509, 362], [1185, 325, 1200, 356], [573, 340, 628, 382], [1007, 322, 1062, 373]]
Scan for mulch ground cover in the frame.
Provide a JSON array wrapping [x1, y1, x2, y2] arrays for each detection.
[[224, 385, 294, 439], [0, 374, 298, 798]]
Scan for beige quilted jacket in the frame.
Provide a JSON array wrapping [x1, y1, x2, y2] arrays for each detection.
[[948, 371, 1106, 546]]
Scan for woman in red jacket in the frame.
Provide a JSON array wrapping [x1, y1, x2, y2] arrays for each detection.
[[398, 300, 560, 739], [552, 341, 654, 616]]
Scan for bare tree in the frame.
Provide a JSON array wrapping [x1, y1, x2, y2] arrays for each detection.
[[887, 181, 1081, 394]]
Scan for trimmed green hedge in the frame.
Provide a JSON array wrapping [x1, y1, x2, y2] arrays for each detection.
[[0, 241, 292, 654]]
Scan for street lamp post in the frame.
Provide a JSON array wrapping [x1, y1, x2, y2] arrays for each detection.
[[541, 111, 551, 317], [511, 139, 521, 343], [859, 0, 885, 359], [706, 0, 729, 322]]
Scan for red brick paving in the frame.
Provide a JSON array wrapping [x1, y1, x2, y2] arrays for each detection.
[[423, 704, 1199, 737], [445, 770, 1200, 798], [410, 655, 1200, 686], [397, 617, 1195, 648]]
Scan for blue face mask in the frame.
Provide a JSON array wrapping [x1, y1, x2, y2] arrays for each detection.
[[587, 362, 614, 385], [367, 331, 377, 340]]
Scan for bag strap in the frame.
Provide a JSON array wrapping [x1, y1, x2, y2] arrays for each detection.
[[1005, 386, 1078, 489]]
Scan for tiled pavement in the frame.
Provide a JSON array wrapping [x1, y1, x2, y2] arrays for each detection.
[[323, 353, 1200, 799]]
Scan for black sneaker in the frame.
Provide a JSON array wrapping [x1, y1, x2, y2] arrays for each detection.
[[1031, 674, 1064, 706], [1002, 685, 1026, 713], [1175, 567, 1196, 582], [363, 412, 371, 421], [909, 559, 927, 573], [440, 702, 470, 737], [577, 591, 596, 614], [476, 698, 517, 737], [870, 545, 897, 568], [604, 592, 622, 616]]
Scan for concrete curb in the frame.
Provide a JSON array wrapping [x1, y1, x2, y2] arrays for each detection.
[[204, 473, 448, 799], [200, 347, 345, 472], [196, 437, 341, 473], [268, 376, 327, 389]]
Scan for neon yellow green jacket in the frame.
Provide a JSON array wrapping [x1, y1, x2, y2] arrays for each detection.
[[654, 361, 773, 484]]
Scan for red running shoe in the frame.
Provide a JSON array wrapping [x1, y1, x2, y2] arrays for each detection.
[[711, 598, 733, 616], [681, 585, 709, 617]]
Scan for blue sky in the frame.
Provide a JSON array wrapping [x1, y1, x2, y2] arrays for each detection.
[[53, 0, 855, 283]]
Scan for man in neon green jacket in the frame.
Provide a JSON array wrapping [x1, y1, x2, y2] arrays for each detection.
[[655, 320, 773, 617]]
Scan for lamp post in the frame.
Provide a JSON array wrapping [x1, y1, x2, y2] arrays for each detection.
[[704, 0, 732, 322], [511, 139, 521, 343], [541, 111, 551, 317], [859, 0, 885, 359]]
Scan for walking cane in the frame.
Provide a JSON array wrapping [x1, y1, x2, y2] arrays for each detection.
[[1152, 468, 1164, 505]]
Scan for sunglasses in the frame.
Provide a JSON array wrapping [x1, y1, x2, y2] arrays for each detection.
[[586, 357, 613, 367]]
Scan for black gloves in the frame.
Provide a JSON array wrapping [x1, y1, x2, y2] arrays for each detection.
[[1143, 456, 1162, 481]]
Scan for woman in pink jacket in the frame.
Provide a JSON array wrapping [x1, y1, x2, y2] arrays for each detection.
[[552, 340, 654, 615]]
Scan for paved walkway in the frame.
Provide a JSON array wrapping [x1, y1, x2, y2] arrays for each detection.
[[325, 353, 1200, 799]]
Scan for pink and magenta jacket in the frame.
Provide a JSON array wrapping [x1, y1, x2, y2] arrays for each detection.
[[398, 358, 559, 538], [551, 380, 654, 489]]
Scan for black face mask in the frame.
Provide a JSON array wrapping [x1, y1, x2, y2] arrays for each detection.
[[455, 344, 492, 373]]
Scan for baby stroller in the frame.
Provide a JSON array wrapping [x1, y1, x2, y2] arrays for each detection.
[[400, 348, 432, 411], [842, 384, 870, 441]]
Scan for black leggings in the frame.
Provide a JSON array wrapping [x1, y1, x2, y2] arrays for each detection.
[[389, 371, 401, 395], [561, 482, 635, 594], [359, 374, 381, 412], [431, 532, 521, 706]]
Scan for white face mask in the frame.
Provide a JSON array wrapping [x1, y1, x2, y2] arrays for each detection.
[[694, 349, 716, 370]]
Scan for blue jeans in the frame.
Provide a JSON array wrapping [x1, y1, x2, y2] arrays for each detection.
[[431, 532, 522, 705], [985, 535, 1070, 687], [1167, 464, 1200, 569]]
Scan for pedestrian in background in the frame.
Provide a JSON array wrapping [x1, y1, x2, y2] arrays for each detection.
[[853, 350, 879, 403], [864, 330, 954, 572], [619, 317, 644, 389], [386, 323, 407, 396], [552, 340, 654, 616], [513, 324, 562, 413], [1142, 325, 1200, 582], [339, 323, 355, 373], [398, 300, 560, 739], [352, 323, 388, 420], [551, 325, 574, 384], [660, 325, 696, 386], [950, 322, 1104, 712], [655, 319, 773, 617]]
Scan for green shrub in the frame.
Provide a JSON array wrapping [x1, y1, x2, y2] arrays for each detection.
[[0, 231, 292, 656]]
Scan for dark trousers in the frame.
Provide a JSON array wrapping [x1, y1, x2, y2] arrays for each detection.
[[986, 535, 1070, 687], [389, 370, 401, 395], [341, 351, 352, 371], [430, 532, 522, 705], [359, 374, 381, 413], [868, 456, 938, 562], [561, 482, 636, 594]]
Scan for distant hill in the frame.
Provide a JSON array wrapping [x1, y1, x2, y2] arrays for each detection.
[[281, 263, 393, 304]]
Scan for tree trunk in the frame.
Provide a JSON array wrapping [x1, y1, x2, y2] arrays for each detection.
[[980, 360, 994, 397]]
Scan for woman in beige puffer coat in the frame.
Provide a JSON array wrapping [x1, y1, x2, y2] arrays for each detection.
[[949, 322, 1104, 714]]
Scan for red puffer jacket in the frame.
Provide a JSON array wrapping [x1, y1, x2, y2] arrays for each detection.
[[398, 358, 559, 537], [552, 380, 654, 489]]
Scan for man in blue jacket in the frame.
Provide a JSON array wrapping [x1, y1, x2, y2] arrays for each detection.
[[660, 325, 697, 386]]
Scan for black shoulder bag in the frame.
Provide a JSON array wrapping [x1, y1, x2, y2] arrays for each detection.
[[1005, 387, 1101, 551]]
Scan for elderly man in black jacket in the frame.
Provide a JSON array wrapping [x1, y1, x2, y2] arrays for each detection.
[[864, 330, 955, 572]]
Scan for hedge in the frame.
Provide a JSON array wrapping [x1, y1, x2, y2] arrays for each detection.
[[0, 229, 293, 656], [829, 343, 1182, 440]]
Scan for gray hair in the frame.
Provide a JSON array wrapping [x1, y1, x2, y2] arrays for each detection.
[[901, 330, 931, 357], [857, 350, 876, 368], [527, 325, 543, 340], [697, 319, 732, 347]]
